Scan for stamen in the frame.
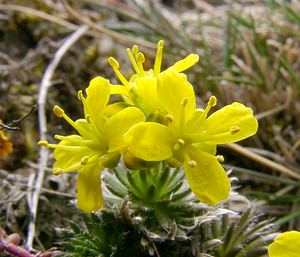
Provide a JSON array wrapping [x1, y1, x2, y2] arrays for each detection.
[[181, 97, 188, 107], [38, 140, 48, 146], [165, 114, 174, 123], [216, 155, 224, 163], [78, 90, 84, 101], [208, 96, 217, 107], [187, 160, 197, 167], [53, 106, 80, 132], [153, 40, 164, 76], [132, 45, 139, 56], [54, 157, 88, 174], [177, 138, 185, 145], [127, 48, 140, 74], [53, 105, 64, 118], [136, 52, 145, 75], [53, 168, 63, 176], [173, 143, 180, 151], [80, 156, 89, 165], [46, 143, 84, 152], [86, 114, 91, 123], [192, 96, 217, 125], [108, 57, 131, 88], [230, 126, 240, 134], [179, 98, 188, 135]]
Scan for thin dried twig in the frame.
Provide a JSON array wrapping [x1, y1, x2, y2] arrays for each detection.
[[26, 25, 89, 250]]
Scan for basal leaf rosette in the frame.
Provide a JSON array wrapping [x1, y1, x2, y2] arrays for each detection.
[[108, 40, 199, 116], [39, 77, 145, 213], [124, 70, 258, 205]]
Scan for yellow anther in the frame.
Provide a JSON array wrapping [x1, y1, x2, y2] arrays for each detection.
[[157, 40, 164, 48], [165, 114, 174, 123], [37, 140, 48, 146], [177, 138, 185, 145], [132, 45, 139, 56], [187, 160, 197, 167], [80, 156, 89, 165], [216, 155, 224, 163], [208, 96, 217, 107], [181, 97, 188, 107], [230, 126, 240, 134], [86, 114, 91, 123], [137, 52, 145, 63], [77, 90, 84, 101], [173, 143, 180, 151], [108, 57, 120, 69], [53, 105, 65, 118], [53, 168, 63, 176]]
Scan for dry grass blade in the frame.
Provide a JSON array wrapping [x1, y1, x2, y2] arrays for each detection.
[[223, 143, 300, 180], [63, 1, 156, 49]]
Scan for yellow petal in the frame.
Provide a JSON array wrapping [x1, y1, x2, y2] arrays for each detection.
[[193, 143, 217, 155], [104, 102, 129, 119], [184, 147, 230, 205], [109, 84, 129, 96], [195, 102, 258, 144], [77, 164, 104, 213], [104, 107, 145, 152], [169, 54, 199, 72], [268, 231, 300, 257], [53, 136, 95, 171], [129, 77, 158, 116], [124, 122, 174, 161], [85, 76, 110, 127], [157, 70, 196, 122]]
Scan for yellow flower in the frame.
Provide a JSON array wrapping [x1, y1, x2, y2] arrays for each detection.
[[124, 70, 258, 205], [39, 77, 145, 212], [108, 40, 199, 116], [268, 231, 300, 257], [0, 122, 13, 157]]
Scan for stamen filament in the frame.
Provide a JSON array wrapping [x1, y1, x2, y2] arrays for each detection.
[[192, 96, 217, 125], [136, 52, 145, 75], [153, 40, 164, 76], [108, 57, 131, 88], [179, 97, 188, 135], [53, 106, 81, 132], [127, 48, 140, 75], [46, 143, 85, 152]]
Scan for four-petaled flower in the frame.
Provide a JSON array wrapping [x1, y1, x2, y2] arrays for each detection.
[[39, 77, 145, 212], [124, 70, 258, 205]]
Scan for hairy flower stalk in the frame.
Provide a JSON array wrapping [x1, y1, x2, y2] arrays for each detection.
[[124, 70, 258, 205], [108, 40, 199, 116], [39, 77, 145, 212]]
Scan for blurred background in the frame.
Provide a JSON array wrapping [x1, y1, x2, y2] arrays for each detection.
[[0, 0, 300, 251]]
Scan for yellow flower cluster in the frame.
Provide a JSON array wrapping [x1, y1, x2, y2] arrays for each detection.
[[39, 41, 258, 213]]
